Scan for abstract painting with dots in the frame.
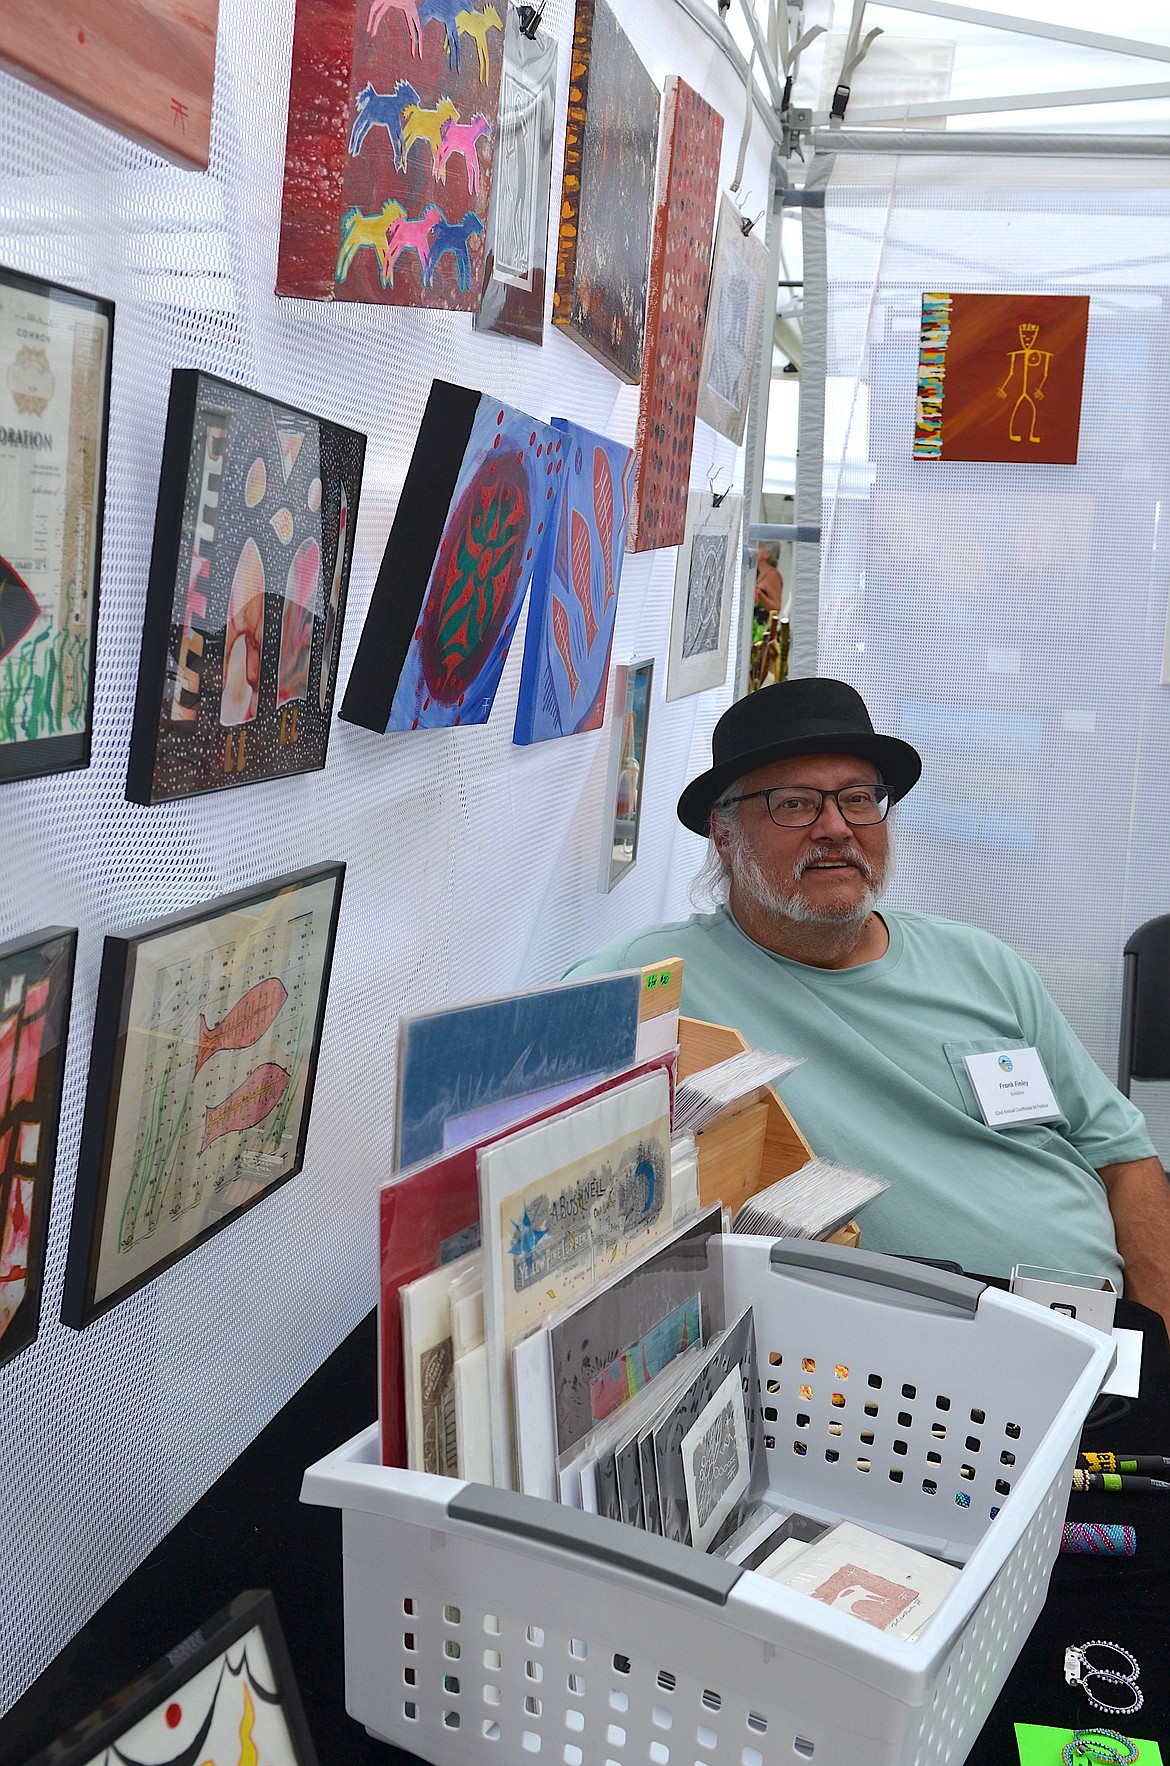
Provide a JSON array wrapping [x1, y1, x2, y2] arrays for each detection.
[[25, 1590, 318, 1765], [126, 371, 366, 805], [340, 379, 558, 734], [552, 0, 660, 384], [512, 417, 635, 744], [628, 77, 724, 553], [0, 927, 76, 1370]]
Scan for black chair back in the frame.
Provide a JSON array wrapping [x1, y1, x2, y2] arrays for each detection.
[[1119, 913, 1170, 1095]]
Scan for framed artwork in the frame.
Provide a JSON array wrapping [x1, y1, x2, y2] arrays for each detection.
[[126, 371, 365, 804], [914, 292, 1090, 465], [696, 195, 771, 447], [473, 6, 558, 345], [0, 927, 76, 1369], [24, 1589, 319, 1766], [0, 1, 219, 171], [551, 0, 659, 384], [628, 77, 724, 553], [666, 490, 742, 701], [277, 0, 503, 308], [0, 265, 112, 786], [512, 417, 634, 744], [600, 655, 652, 891], [61, 863, 344, 1329], [340, 379, 558, 734]]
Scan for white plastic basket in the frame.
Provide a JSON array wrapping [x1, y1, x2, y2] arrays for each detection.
[[302, 1238, 1115, 1766]]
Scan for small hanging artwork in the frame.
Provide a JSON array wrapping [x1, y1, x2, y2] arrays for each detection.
[[340, 379, 559, 734], [696, 194, 771, 448], [23, 1589, 319, 1766], [666, 490, 743, 701], [474, 5, 558, 344], [552, 0, 660, 383], [913, 292, 1090, 466], [126, 371, 365, 804], [277, 0, 504, 308], [512, 417, 635, 745], [600, 656, 653, 891], [628, 76, 724, 553], [0, 927, 76, 1370], [0, 265, 113, 786], [61, 864, 344, 1329]]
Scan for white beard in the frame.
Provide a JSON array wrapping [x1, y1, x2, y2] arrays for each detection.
[[728, 830, 891, 927]]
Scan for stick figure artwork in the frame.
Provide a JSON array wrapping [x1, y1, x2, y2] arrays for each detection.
[[914, 292, 1089, 466], [996, 321, 1052, 445]]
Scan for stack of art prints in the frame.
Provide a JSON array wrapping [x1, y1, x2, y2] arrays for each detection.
[[627, 77, 724, 553], [277, 0, 504, 308], [0, 265, 113, 786], [340, 379, 558, 734], [474, 5, 558, 344], [913, 291, 1090, 465], [61, 864, 344, 1329], [127, 371, 365, 803], [512, 416, 634, 744], [24, 1590, 319, 1766], [0, 927, 76, 1369], [696, 195, 771, 447], [552, 0, 659, 383]]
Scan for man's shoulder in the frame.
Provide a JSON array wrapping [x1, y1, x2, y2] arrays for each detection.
[[889, 908, 1036, 973], [566, 912, 730, 978]]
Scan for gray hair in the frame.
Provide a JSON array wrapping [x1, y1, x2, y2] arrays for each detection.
[[688, 787, 742, 909]]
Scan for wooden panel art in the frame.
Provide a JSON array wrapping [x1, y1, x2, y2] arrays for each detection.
[[0, 0, 219, 170], [627, 76, 723, 553], [552, 0, 660, 384], [914, 292, 1090, 466], [340, 380, 559, 733], [277, 0, 504, 309]]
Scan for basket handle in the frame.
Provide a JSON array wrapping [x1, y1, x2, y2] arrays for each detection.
[[769, 1239, 986, 1314], [447, 1485, 743, 1606]]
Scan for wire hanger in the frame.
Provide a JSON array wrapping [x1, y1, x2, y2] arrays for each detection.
[[518, 2, 545, 40], [707, 465, 731, 508]]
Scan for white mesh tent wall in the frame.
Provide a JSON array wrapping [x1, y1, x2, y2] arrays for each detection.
[[0, 0, 771, 1710], [809, 146, 1170, 1160]]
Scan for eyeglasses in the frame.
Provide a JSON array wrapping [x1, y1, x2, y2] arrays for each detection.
[[726, 784, 890, 828]]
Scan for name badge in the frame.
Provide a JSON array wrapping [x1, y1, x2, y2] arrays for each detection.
[[963, 1047, 1062, 1129]]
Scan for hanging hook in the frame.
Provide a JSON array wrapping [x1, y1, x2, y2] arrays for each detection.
[[707, 465, 730, 508], [518, 2, 544, 39]]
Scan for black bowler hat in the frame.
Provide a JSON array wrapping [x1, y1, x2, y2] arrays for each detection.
[[677, 678, 923, 835]]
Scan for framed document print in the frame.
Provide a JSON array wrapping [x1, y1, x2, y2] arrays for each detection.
[[24, 1589, 319, 1766], [600, 656, 653, 890], [127, 370, 365, 804], [0, 265, 113, 785], [665, 491, 742, 701], [0, 926, 77, 1368], [62, 863, 344, 1328]]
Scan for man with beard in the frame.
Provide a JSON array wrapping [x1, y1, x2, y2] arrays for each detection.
[[571, 678, 1170, 1329]]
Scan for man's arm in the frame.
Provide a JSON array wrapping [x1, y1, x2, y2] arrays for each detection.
[[1099, 1155, 1170, 1340]]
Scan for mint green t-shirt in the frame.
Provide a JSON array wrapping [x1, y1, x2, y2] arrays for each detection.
[[569, 908, 1155, 1286]]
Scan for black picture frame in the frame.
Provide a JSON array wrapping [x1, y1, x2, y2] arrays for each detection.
[[126, 369, 366, 804], [0, 263, 113, 786], [0, 925, 77, 1368], [24, 1588, 319, 1766], [61, 862, 344, 1329]]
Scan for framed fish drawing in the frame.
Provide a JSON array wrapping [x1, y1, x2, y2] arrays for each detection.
[[61, 864, 344, 1329], [665, 490, 742, 701], [126, 371, 365, 804], [627, 76, 724, 553], [512, 417, 634, 745], [552, 0, 659, 383], [340, 379, 558, 734], [277, 0, 504, 309], [696, 195, 771, 447], [473, 4, 558, 344], [23, 1589, 319, 1766], [0, 926, 77, 1369], [0, 264, 113, 786]]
